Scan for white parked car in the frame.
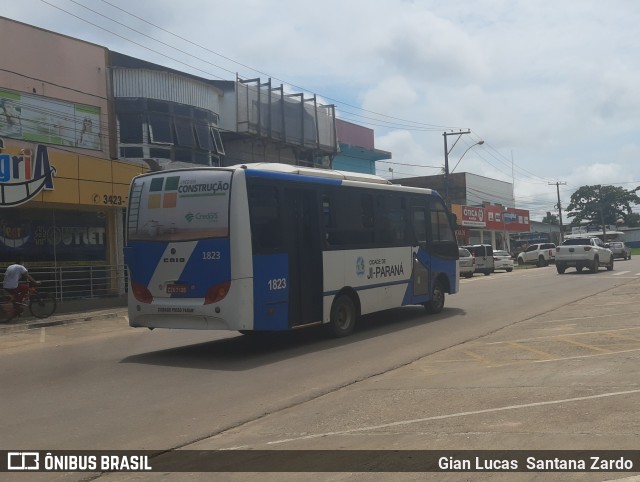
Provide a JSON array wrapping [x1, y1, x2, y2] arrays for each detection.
[[459, 247, 475, 278], [460, 244, 495, 275], [517, 243, 556, 267], [493, 250, 514, 272]]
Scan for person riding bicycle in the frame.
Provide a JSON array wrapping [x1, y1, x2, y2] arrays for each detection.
[[2, 260, 39, 313]]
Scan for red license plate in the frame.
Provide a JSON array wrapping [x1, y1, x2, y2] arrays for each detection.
[[166, 284, 188, 294]]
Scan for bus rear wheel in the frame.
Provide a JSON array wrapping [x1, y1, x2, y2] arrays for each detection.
[[424, 281, 445, 314], [328, 294, 357, 338]]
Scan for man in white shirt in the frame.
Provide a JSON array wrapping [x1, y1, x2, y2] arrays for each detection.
[[3, 260, 39, 310]]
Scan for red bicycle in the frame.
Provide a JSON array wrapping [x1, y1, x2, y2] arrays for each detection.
[[0, 282, 57, 322]]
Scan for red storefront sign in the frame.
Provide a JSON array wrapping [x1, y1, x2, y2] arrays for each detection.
[[460, 205, 486, 227], [484, 205, 530, 231]]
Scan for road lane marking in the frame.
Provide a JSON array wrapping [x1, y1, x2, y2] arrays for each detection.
[[506, 341, 554, 359], [534, 311, 640, 324], [557, 337, 611, 353], [462, 349, 494, 365], [533, 346, 640, 364], [604, 332, 640, 343], [487, 325, 640, 344], [263, 389, 640, 447], [612, 271, 631, 276]]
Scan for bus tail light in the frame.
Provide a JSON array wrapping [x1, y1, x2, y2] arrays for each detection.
[[204, 281, 231, 305], [132, 282, 153, 304]]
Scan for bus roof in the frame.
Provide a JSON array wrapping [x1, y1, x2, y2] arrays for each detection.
[[231, 162, 392, 185], [132, 163, 436, 196], [235, 163, 438, 196]]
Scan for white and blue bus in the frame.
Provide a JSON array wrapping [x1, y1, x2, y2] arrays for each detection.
[[124, 163, 459, 337]]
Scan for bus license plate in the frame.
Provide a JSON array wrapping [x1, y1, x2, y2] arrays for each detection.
[[166, 284, 188, 294]]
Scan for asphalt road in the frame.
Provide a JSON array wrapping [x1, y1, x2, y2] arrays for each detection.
[[2, 258, 640, 481]]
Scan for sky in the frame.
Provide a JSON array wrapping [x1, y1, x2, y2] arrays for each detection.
[[4, 0, 640, 220]]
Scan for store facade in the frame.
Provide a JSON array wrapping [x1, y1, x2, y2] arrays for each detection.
[[0, 18, 145, 300], [0, 139, 144, 299], [452, 203, 531, 253]]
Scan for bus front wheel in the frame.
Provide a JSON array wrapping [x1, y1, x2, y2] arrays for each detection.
[[328, 294, 357, 338], [424, 281, 445, 314]]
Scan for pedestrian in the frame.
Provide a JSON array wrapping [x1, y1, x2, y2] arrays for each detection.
[[2, 260, 39, 313]]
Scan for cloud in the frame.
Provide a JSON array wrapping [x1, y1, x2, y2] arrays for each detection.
[[4, 0, 640, 220]]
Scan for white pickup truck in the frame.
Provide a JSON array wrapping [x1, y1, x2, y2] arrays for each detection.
[[555, 236, 614, 274]]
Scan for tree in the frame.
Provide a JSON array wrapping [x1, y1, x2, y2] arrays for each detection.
[[566, 185, 640, 226], [624, 212, 640, 227], [542, 212, 558, 224]]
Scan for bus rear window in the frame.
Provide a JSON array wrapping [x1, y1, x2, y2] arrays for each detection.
[[127, 170, 232, 241]]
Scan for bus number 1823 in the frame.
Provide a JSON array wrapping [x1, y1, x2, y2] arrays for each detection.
[[202, 251, 221, 260], [268, 278, 287, 290]]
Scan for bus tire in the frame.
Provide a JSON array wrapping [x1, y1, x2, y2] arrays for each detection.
[[424, 281, 445, 314], [328, 294, 357, 338]]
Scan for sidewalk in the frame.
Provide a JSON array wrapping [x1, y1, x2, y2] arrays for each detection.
[[0, 297, 127, 335]]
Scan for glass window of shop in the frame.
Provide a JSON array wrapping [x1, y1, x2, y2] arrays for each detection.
[[468, 230, 482, 245], [0, 208, 107, 266]]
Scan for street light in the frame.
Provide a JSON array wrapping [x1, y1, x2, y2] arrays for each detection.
[[443, 130, 483, 205], [451, 140, 485, 174]]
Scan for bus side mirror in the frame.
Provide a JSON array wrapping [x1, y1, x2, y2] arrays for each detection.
[[449, 213, 458, 229]]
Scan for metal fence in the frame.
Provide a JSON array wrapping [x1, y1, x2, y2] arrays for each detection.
[[27, 264, 128, 301]]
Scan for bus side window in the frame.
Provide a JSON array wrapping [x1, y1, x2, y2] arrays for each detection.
[[411, 208, 428, 246], [325, 190, 374, 247], [322, 193, 335, 246], [430, 201, 456, 243], [248, 186, 283, 253], [361, 193, 374, 229], [376, 194, 406, 245]]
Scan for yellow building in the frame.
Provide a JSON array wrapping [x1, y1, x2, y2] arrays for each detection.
[[0, 17, 145, 300]]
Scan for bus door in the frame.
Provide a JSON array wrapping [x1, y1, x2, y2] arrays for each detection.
[[409, 204, 430, 301], [283, 188, 323, 326]]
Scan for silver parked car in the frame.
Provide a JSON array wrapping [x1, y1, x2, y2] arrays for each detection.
[[493, 250, 514, 272], [608, 241, 631, 260], [459, 247, 475, 278]]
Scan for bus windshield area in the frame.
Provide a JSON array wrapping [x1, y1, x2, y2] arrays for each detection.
[[127, 170, 232, 241]]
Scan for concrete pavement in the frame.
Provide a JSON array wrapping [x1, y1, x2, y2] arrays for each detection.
[[173, 276, 640, 478], [3, 277, 640, 479], [0, 297, 127, 335]]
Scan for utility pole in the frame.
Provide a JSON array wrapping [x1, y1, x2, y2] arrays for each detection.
[[549, 181, 567, 242], [443, 130, 471, 205], [598, 185, 607, 242]]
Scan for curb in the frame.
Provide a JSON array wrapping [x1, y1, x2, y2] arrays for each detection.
[[0, 309, 128, 335]]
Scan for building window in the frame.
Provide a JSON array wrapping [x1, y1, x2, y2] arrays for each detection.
[[115, 98, 223, 165], [148, 113, 172, 144], [174, 119, 195, 147], [195, 122, 213, 150], [118, 113, 143, 143], [120, 146, 144, 158], [211, 127, 225, 155]]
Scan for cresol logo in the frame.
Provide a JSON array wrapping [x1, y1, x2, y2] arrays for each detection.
[[0, 139, 56, 208]]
